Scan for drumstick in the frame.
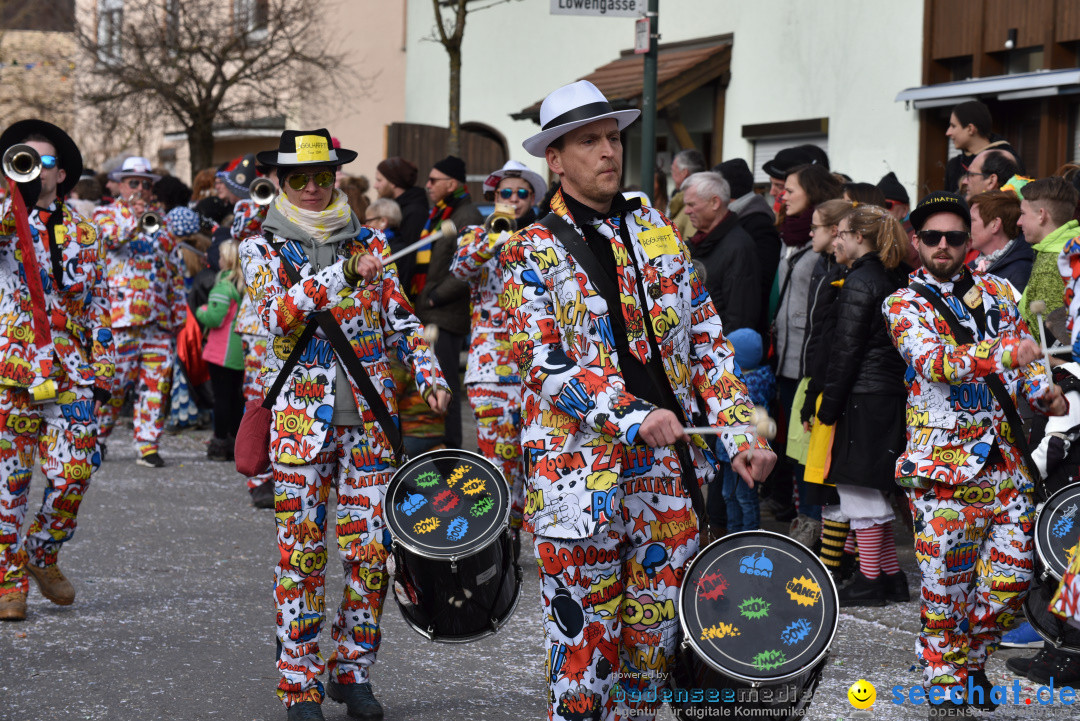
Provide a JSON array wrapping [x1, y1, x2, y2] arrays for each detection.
[[684, 410, 777, 439], [1029, 300, 1054, 383], [385, 220, 456, 264]]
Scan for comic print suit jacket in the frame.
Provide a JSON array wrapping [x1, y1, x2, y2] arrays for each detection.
[[93, 200, 186, 332], [0, 199, 114, 392], [239, 227, 448, 466], [501, 189, 765, 540], [450, 224, 520, 386], [883, 268, 1054, 489]]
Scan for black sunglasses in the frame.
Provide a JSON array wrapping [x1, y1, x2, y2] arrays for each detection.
[[917, 230, 969, 247]]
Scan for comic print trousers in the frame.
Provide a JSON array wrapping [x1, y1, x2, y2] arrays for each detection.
[[906, 456, 1034, 690], [0, 379, 98, 596], [242, 337, 270, 490], [535, 444, 699, 721], [466, 383, 524, 526], [273, 424, 392, 708], [98, 324, 175, 456]]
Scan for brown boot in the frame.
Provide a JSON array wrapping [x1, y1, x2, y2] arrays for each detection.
[[0, 590, 27, 621], [26, 563, 75, 605]]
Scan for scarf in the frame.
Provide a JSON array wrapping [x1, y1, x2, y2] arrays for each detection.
[[262, 189, 362, 270], [780, 208, 813, 247], [973, 238, 1016, 274], [270, 189, 352, 244], [411, 186, 469, 297]]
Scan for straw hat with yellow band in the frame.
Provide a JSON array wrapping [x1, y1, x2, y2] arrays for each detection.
[[255, 128, 357, 169]]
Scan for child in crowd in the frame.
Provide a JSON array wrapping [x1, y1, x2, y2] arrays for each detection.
[[195, 240, 246, 461], [710, 328, 775, 534]]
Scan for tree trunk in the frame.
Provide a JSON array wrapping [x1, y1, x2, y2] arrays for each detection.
[[447, 46, 461, 157], [187, 119, 216, 183]]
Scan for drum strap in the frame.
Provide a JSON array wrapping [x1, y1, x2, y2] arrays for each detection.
[[277, 253, 406, 465], [538, 212, 707, 523], [909, 282, 1042, 495]]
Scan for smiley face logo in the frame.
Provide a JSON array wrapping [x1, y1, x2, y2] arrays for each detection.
[[848, 679, 876, 709]]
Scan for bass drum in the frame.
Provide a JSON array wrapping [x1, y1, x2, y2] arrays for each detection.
[[1025, 482, 1080, 652], [671, 530, 839, 720], [384, 449, 522, 643]]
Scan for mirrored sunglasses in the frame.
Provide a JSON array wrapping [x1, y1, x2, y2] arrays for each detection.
[[498, 188, 531, 200], [40, 155, 58, 169], [286, 170, 335, 191]]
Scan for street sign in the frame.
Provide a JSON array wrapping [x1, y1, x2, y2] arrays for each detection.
[[550, 0, 645, 18], [634, 16, 650, 54]]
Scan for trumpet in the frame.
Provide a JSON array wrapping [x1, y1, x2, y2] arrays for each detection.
[[250, 177, 276, 206], [2, 144, 42, 183], [140, 211, 163, 234], [484, 202, 517, 235]]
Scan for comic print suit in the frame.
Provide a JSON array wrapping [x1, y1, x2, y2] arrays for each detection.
[[233, 198, 272, 490], [449, 224, 525, 525], [883, 268, 1056, 692], [0, 199, 114, 597], [240, 225, 447, 708], [93, 199, 186, 456], [502, 189, 766, 721]]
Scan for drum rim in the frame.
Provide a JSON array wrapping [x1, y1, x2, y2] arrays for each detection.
[[678, 529, 840, 684], [1034, 482, 1080, 582], [385, 448, 511, 561]]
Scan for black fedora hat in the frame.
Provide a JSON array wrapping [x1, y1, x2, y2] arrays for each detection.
[[0, 119, 83, 197], [256, 128, 357, 168]]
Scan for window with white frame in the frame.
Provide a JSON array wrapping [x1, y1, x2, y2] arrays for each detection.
[[234, 0, 268, 41], [97, 0, 123, 63]]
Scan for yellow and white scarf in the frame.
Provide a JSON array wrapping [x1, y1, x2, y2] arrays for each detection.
[[272, 188, 352, 245]]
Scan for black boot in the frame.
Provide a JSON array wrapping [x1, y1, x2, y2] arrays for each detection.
[[1028, 646, 1080, 685], [207, 436, 230, 461], [286, 702, 324, 721], [1006, 643, 1052, 678], [883, 569, 910, 602], [837, 570, 887, 607], [966, 669, 998, 712], [326, 680, 384, 720], [250, 483, 275, 509]]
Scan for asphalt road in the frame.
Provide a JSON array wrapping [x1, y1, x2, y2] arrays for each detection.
[[0, 424, 1069, 720]]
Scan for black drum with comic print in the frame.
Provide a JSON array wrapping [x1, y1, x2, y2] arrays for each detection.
[[384, 449, 522, 642], [1025, 483, 1080, 652], [671, 531, 839, 719]]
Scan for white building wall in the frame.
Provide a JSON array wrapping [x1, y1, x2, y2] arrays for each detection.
[[404, 0, 925, 200]]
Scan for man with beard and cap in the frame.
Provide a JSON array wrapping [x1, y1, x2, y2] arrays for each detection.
[[502, 79, 776, 721], [373, 156, 425, 289], [0, 119, 114, 621], [883, 191, 1066, 718], [449, 159, 546, 532], [412, 155, 483, 449], [94, 156, 186, 468], [239, 128, 449, 721]]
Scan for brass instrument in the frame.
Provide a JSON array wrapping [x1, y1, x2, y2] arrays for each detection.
[[2, 144, 42, 183], [484, 202, 517, 235], [140, 211, 163, 234], [250, 177, 276, 206]]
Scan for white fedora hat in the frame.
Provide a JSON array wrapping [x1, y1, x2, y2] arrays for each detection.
[[522, 80, 640, 158], [483, 159, 548, 200]]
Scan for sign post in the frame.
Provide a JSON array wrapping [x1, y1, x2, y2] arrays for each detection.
[[639, 0, 658, 198]]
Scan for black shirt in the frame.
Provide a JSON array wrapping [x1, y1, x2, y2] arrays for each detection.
[[560, 191, 671, 410]]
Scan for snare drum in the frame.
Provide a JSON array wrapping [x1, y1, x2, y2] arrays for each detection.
[[671, 531, 838, 719], [384, 449, 522, 642], [1025, 483, 1080, 651]]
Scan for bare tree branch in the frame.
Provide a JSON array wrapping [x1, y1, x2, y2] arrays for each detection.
[[74, 0, 368, 180]]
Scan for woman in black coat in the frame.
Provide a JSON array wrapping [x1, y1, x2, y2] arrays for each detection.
[[810, 204, 910, 607]]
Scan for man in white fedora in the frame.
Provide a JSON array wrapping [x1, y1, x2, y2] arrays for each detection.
[[502, 79, 777, 719], [450, 159, 546, 532], [94, 156, 186, 468]]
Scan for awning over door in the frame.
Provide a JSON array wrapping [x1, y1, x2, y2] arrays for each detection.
[[896, 69, 1080, 109]]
